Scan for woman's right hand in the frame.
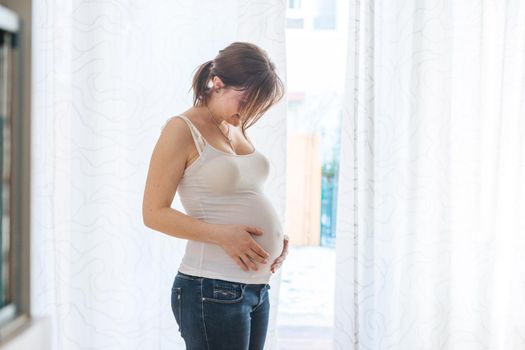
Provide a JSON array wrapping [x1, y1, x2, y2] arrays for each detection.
[[214, 224, 270, 272]]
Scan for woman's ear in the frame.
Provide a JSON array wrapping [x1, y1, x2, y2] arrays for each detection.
[[212, 76, 225, 89]]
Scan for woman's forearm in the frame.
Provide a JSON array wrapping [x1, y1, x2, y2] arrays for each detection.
[[143, 207, 223, 245]]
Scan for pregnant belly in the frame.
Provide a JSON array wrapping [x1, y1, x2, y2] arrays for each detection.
[[205, 193, 284, 262]]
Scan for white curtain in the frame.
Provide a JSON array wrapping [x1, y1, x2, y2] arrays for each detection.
[[335, 1, 525, 349], [31, 1, 286, 349]]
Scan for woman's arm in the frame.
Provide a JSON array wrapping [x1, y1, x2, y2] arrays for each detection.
[[142, 117, 221, 242]]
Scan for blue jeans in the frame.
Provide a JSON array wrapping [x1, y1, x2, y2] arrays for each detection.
[[171, 271, 271, 350]]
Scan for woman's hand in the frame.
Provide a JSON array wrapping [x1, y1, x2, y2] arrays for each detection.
[[214, 224, 270, 272], [271, 234, 289, 273]]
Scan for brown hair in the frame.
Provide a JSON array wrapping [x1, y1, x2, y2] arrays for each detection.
[[190, 42, 285, 137]]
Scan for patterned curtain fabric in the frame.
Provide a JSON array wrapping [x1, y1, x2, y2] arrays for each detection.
[[31, 1, 286, 349], [335, 1, 525, 349]]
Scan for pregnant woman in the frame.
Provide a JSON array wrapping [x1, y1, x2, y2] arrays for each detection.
[[142, 42, 289, 350]]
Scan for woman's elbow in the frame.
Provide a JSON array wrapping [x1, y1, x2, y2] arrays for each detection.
[[142, 206, 157, 228]]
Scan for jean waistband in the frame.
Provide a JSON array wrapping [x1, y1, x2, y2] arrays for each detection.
[[177, 271, 270, 288]]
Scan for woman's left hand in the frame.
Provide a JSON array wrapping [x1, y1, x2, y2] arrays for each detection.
[[270, 234, 289, 273]]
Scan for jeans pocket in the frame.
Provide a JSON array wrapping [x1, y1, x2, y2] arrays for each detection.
[[171, 287, 182, 332], [202, 280, 245, 304]]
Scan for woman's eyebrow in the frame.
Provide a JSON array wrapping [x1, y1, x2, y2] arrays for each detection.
[[238, 91, 248, 102]]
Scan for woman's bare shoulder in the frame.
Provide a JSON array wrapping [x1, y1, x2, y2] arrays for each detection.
[[159, 115, 195, 150]]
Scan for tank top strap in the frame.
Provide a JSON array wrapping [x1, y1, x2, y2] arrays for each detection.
[[175, 115, 206, 155]]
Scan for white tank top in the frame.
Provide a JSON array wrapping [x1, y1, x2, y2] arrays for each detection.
[[162, 115, 284, 284]]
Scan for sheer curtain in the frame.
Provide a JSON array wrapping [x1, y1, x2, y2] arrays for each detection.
[[31, 1, 286, 349], [335, 1, 525, 349]]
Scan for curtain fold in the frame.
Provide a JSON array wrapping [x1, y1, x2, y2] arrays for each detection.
[[335, 1, 525, 349], [31, 1, 286, 349]]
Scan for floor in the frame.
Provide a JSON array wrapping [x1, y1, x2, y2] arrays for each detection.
[[275, 245, 335, 350]]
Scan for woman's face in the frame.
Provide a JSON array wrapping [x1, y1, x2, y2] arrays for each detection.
[[211, 77, 247, 126]]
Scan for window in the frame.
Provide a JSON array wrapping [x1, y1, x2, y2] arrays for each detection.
[[313, 0, 336, 30], [0, 4, 30, 343], [288, 0, 301, 9], [287, 0, 304, 29]]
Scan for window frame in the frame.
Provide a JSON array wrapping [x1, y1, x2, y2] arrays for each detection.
[[0, 3, 31, 345]]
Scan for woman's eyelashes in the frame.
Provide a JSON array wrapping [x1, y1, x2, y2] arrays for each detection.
[[238, 98, 247, 109]]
